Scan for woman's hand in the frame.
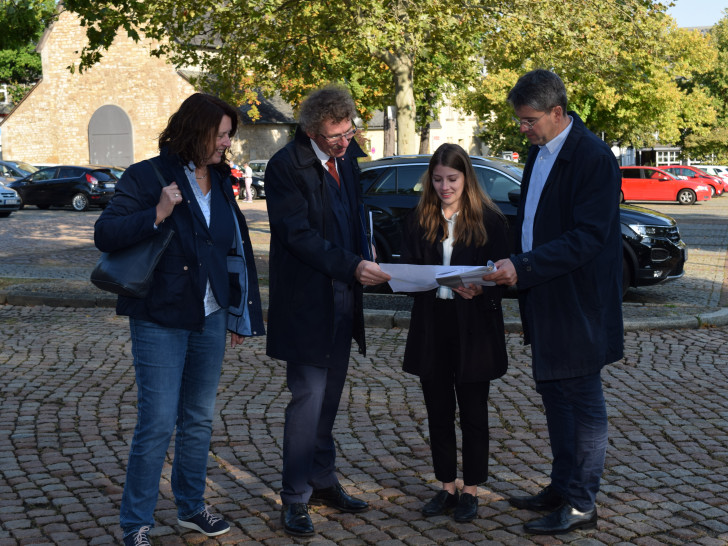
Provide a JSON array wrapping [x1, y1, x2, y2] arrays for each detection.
[[155, 182, 183, 225], [453, 283, 482, 300], [231, 333, 246, 348]]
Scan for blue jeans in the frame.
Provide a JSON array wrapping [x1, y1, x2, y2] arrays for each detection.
[[535, 371, 608, 512], [120, 309, 226, 536]]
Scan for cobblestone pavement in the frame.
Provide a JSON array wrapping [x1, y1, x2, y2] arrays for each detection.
[[1, 306, 727, 545]]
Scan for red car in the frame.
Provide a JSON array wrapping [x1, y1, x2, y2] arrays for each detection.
[[620, 166, 711, 205], [658, 165, 725, 197]]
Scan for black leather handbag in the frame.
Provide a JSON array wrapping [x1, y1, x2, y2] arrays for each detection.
[[90, 159, 174, 298]]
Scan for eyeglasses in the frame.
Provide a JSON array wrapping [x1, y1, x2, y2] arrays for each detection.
[[512, 112, 546, 131], [319, 126, 357, 144]]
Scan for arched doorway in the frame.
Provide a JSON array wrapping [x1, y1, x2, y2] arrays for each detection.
[[88, 105, 133, 167]]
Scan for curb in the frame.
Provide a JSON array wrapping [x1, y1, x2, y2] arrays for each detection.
[[4, 290, 728, 332]]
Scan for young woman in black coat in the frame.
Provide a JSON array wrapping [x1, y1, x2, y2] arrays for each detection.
[[401, 143, 509, 523]]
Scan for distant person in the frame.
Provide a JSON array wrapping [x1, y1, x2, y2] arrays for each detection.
[[95, 93, 265, 546], [401, 143, 509, 523], [484, 69, 623, 535], [265, 84, 391, 537], [243, 162, 254, 202]]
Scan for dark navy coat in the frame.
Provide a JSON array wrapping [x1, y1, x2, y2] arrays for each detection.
[[94, 150, 264, 337], [265, 127, 370, 365], [401, 209, 510, 383], [513, 112, 623, 381]]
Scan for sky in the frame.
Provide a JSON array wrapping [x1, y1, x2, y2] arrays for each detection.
[[666, 0, 727, 27]]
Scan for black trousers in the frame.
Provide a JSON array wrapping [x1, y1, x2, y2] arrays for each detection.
[[420, 298, 491, 486]]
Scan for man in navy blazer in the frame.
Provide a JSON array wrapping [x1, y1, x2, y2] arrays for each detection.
[[265, 85, 390, 537], [485, 70, 624, 535]]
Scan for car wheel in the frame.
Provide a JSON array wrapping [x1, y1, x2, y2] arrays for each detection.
[[621, 255, 632, 299], [709, 185, 715, 197], [677, 189, 696, 205], [37, 204, 51, 210], [71, 193, 90, 211], [619, 191, 624, 203], [249, 186, 258, 200]]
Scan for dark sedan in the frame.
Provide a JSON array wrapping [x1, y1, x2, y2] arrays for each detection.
[[360, 155, 687, 297], [9, 165, 117, 211]]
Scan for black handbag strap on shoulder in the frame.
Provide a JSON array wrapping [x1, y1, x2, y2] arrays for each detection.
[[145, 158, 169, 189]]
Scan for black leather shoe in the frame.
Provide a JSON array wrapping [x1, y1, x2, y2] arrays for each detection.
[[524, 503, 597, 535], [453, 492, 478, 523], [508, 485, 566, 511], [280, 503, 314, 537], [421, 490, 459, 517], [309, 483, 368, 513]]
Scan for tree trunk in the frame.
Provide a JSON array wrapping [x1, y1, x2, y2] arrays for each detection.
[[418, 122, 430, 154], [390, 55, 416, 155], [383, 105, 396, 156]]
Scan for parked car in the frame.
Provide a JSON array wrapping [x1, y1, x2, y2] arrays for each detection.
[[85, 164, 126, 180], [0, 160, 38, 182], [0, 180, 22, 217], [658, 165, 725, 196], [360, 155, 687, 297], [8, 165, 117, 211], [696, 165, 728, 183], [619, 166, 711, 205], [230, 173, 266, 200], [249, 159, 268, 177]]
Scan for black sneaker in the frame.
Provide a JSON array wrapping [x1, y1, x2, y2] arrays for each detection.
[[123, 526, 151, 546], [177, 506, 231, 537]]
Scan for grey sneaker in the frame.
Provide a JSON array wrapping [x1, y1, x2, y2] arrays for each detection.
[[123, 526, 151, 546], [177, 506, 230, 537]]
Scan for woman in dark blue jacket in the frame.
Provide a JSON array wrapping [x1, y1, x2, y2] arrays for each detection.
[[401, 144, 509, 524], [94, 93, 264, 546]]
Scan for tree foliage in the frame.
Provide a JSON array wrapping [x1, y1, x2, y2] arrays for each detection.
[[0, 0, 57, 101], [60, 0, 726, 158], [463, 1, 720, 158]]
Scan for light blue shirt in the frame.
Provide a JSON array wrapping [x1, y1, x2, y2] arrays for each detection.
[[185, 162, 221, 316], [521, 116, 573, 252]]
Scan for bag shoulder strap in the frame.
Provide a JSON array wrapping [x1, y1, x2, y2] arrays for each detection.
[[145, 158, 168, 188]]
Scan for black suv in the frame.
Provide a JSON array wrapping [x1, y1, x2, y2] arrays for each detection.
[[360, 155, 687, 297], [9, 165, 117, 211]]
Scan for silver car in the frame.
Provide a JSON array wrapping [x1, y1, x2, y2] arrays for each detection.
[[0, 180, 22, 217]]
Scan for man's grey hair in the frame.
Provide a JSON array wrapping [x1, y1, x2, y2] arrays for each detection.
[[507, 69, 568, 114], [298, 84, 357, 134]]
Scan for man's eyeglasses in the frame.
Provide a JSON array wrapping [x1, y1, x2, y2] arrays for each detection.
[[512, 112, 546, 131], [319, 126, 357, 144]]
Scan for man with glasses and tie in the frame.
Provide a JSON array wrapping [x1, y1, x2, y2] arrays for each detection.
[[484, 69, 623, 535], [265, 84, 391, 537]]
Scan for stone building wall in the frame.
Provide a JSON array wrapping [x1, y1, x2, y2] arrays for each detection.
[[0, 9, 195, 165]]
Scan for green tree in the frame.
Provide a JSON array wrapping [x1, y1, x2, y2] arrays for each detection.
[[464, 2, 718, 158], [62, 0, 699, 156], [0, 0, 57, 101], [683, 9, 728, 161]]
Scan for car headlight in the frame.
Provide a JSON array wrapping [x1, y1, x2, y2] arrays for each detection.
[[628, 224, 673, 238]]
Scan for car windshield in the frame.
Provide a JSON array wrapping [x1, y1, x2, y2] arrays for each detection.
[[90, 170, 116, 182], [14, 161, 38, 175]]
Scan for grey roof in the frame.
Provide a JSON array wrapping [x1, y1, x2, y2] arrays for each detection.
[[239, 92, 295, 125]]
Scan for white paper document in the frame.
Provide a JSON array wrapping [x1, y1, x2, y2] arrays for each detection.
[[379, 263, 497, 293]]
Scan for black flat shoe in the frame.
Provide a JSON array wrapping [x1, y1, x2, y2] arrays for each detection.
[[309, 483, 368, 513], [453, 492, 478, 523], [508, 485, 566, 511], [421, 490, 459, 517], [524, 504, 597, 535], [280, 503, 314, 537]]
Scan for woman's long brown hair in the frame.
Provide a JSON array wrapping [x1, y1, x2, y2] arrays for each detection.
[[415, 143, 503, 247]]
